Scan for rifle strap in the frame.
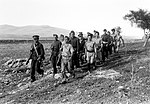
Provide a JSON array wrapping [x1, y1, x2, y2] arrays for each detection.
[[33, 44, 39, 57]]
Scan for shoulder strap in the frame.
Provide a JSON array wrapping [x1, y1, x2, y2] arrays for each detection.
[[33, 44, 39, 56]]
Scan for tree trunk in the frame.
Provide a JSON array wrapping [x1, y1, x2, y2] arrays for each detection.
[[143, 29, 149, 47]]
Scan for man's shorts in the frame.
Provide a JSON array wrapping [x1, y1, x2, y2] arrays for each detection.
[[86, 52, 95, 63]]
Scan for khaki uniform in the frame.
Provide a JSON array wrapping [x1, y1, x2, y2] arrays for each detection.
[[92, 37, 101, 60], [85, 41, 95, 63], [61, 43, 74, 79]]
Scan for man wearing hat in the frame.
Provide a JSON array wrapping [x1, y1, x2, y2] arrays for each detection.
[[78, 32, 86, 65], [50, 34, 62, 78], [93, 30, 101, 62], [115, 30, 125, 52], [85, 32, 96, 74], [26, 34, 45, 82], [69, 30, 80, 77], [101, 29, 109, 62]]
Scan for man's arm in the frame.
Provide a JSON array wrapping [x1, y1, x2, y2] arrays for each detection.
[[39, 44, 45, 60], [70, 44, 74, 60], [143, 35, 149, 47], [77, 38, 80, 53], [26, 45, 33, 65], [120, 36, 125, 46]]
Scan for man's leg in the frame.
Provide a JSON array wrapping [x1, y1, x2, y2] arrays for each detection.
[[51, 55, 57, 78], [70, 55, 75, 77], [31, 60, 36, 82], [36, 60, 44, 76], [74, 52, 79, 68]]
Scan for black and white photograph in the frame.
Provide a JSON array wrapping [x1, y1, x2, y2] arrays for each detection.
[[0, 0, 150, 103]]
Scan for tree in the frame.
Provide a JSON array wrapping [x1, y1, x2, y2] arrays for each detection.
[[123, 9, 150, 34]]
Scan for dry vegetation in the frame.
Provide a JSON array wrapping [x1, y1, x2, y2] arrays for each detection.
[[1, 41, 150, 104]]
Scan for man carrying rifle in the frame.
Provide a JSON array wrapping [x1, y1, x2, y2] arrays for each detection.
[[26, 35, 45, 82]]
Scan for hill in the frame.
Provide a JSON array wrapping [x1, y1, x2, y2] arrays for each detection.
[[0, 25, 70, 40], [0, 25, 141, 41]]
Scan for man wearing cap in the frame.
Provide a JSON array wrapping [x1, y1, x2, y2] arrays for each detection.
[[78, 32, 86, 65], [50, 34, 62, 78], [26, 35, 45, 82], [93, 30, 101, 62], [69, 31, 80, 77], [85, 32, 96, 74], [101, 29, 109, 62]]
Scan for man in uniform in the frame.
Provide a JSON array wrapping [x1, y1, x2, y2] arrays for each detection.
[[93, 30, 101, 62], [85, 32, 96, 74], [78, 32, 86, 65], [107, 31, 113, 55], [70, 30, 80, 77], [101, 29, 109, 62], [111, 29, 117, 53], [26, 35, 45, 82], [115, 30, 125, 52], [50, 34, 62, 78], [57, 34, 65, 68]]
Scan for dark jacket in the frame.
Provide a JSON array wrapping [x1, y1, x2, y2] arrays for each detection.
[[79, 38, 86, 53], [51, 40, 62, 56], [101, 34, 110, 43], [29, 42, 45, 60], [70, 36, 79, 52]]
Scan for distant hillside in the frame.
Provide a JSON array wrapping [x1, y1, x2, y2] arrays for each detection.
[[0, 25, 70, 40], [0, 25, 139, 41]]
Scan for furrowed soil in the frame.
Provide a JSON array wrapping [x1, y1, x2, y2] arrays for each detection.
[[1, 41, 150, 104]]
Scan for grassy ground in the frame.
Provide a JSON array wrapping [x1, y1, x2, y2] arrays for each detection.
[[1, 41, 150, 104]]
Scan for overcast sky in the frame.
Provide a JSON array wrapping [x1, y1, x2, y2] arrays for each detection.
[[0, 0, 150, 38]]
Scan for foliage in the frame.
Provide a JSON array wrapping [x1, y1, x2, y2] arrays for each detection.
[[123, 9, 150, 31]]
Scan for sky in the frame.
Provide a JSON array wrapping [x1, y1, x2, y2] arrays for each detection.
[[0, 0, 150, 38]]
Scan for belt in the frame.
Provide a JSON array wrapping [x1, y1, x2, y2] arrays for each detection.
[[87, 50, 94, 53]]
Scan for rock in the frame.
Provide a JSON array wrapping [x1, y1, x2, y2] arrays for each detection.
[[54, 73, 62, 79], [118, 86, 124, 90], [26, 70, 30, 74], [4, 69, 13, 73], [76, 89, 81, 94], [44, 70, 52, 75], [17, 83, 23, 88], [3, 58, 31, 69]]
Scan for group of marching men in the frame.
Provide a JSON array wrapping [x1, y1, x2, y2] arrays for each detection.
[[26, 28, 125, 84]]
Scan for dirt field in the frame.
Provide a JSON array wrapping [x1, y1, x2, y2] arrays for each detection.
[[1, 41, 150, 104]]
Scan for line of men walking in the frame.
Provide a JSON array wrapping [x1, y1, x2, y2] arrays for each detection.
[[26, 28, 125, 84]]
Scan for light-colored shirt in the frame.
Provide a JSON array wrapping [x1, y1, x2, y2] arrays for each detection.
[[92, 37, 101, 48], [85, 41, 95, 52], [61, 43, 74, 58]]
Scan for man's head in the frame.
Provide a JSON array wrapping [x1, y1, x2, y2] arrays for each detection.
[[53, 34, 58, 40], [103, 29, 107, 34], [107, 31, 111, 35], [33, 34, 39, 43], [111, 28, 115, 33], [64, 36, 70, 43], [70, 30, 75, 38], [94, 30, 99, 37], [87, 32, 93, 41], [59, 34, 64, 41], [78, 32, 83, 40]]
